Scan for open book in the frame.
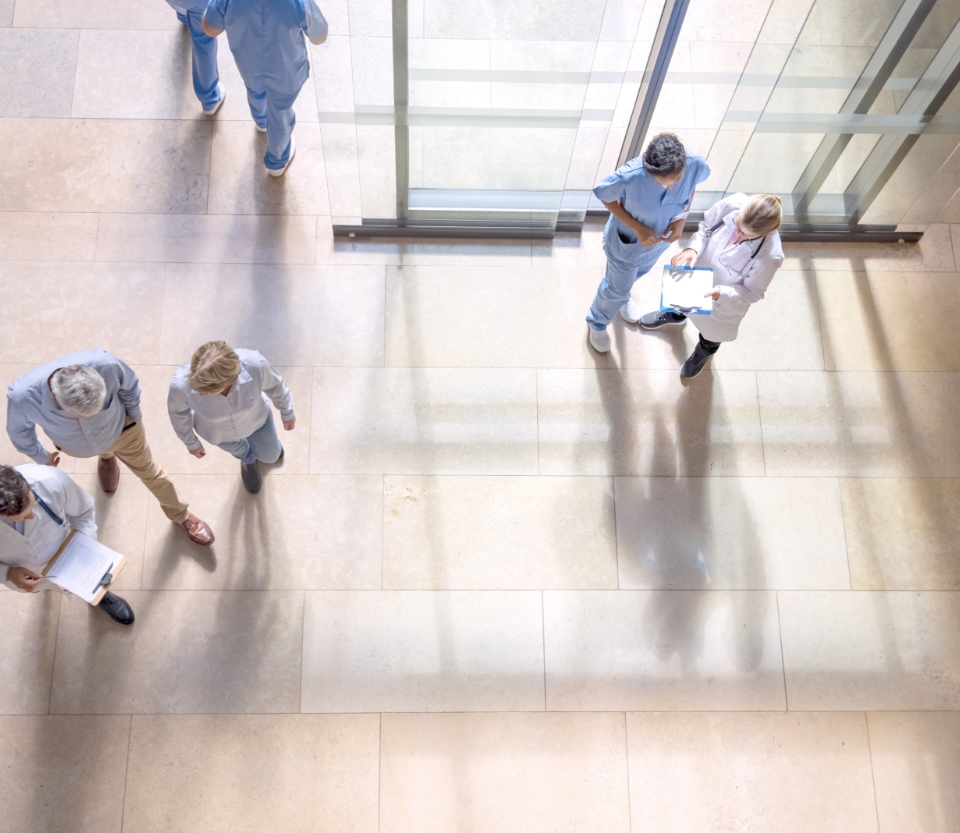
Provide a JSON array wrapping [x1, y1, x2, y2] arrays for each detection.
[[660, 266, 714, 315], [41, 531, 127, 605]]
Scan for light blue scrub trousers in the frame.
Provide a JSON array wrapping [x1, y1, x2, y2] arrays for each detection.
[[246, 87, 300, 170], [178, 11, 222, 111], [216, 410, 282, 466], [586, 216, 671, 330]]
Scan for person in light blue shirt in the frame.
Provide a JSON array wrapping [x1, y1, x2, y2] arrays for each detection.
[[167, 0, 225, 115], [203, 0, 328, 176], [586, 133, 711, 353]]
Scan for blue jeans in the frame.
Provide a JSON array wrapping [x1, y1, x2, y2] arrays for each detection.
[[246, 86, 301, 170], [586, 216, 671, 330], [216, 411, 282, 466], [177, 11, 221, 110]]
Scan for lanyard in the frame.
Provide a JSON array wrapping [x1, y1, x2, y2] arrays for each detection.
[[32, 489, 68, 528]]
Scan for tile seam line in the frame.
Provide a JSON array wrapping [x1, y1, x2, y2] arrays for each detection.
[[119, 715, 133, 833], [38, 708, 960, 717]]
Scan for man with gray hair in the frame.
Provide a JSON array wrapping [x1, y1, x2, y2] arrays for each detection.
[[6, 350, 215, 546], [0, 463, 134, 624]]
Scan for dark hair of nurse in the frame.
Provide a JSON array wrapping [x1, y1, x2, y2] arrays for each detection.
[[643, 133, 686, 189]]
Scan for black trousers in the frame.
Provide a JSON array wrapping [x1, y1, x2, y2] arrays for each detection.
[[698, 334, 721, 355]]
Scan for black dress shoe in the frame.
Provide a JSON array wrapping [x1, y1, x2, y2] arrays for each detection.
[[99, 591, 134, 625], [241, 460, 262, 494], [277, 446, 284, 461], [680, 343, 713, 379]]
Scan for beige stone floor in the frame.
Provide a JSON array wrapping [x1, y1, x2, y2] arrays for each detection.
[[4, 5, 960, 833]]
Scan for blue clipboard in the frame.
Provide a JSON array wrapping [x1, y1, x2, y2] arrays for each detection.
[[659, 266, 714, 316]]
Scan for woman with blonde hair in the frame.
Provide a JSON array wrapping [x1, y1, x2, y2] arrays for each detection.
[[637, 192, 784, 378], [167, 341, 296, 494]]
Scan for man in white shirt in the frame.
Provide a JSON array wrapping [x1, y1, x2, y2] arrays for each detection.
[[0, 464, 134, 625], [168, 341, 295, 494]]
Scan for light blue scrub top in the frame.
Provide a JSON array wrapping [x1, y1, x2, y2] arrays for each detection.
[[593, 155, 711, 239], [204, 0, 328, 94]]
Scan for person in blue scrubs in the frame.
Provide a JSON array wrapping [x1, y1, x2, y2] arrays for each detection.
[[586, 133, 711, 353], [167, 0, 225, 115], [203, 0, 328, 176]]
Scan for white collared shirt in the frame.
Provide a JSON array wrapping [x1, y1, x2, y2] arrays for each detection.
[[167, 349, 294, 449], [1, 465, 97, 591]]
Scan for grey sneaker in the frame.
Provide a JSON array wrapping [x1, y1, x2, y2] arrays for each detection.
[[639, 310, 687, 330], [241, 460, 262, 494]]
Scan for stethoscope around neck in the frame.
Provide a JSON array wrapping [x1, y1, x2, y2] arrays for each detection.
[[703, 218, 766, 279]]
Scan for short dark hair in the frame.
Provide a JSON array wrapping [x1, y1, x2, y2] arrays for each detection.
[[0, 466, 30, 518], [643, 133, 686, 175]]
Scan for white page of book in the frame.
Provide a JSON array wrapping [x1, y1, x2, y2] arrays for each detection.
[[661, 267, 714, 312], [46, 534, 122, 603]]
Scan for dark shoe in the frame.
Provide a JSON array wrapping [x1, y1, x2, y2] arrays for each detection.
[[99, 591, 134, 625], [98, 455, 120, 493], [277, 446, 284, 462], [241, 460, 262, 494], [640, 310, 687, 330], [680, 343, 713, 379]]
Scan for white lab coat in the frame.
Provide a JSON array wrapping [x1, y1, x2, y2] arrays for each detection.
[[687, 193, 784, 343], [0, 465, 97, 593]]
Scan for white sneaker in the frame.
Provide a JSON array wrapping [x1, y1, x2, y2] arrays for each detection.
[[619, 298, 642, 324], [255, 123, 267, 133], [267, 135, 296, 177], [202, 84, 226, 115], [588, 325, 611, 353]]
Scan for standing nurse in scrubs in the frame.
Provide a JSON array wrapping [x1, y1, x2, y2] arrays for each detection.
[[203, 0, 328, 177], [586, 133, 711, 354], [167, 0, 225, 116]]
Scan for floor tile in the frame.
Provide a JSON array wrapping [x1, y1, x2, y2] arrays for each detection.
[[0, 29, 79, 118], [310, 367, 540, 474], [537, 369, 765, 476], [778, 590, 960, 710], [123, 714, 379, 833], [72, 29, 319, 124], [95, 212, 317, 264], [158, 264, 385, 366], [383, 475, 617, 589], [868, 712, 960, 833], [50, 590, 303, 713], [300, 590, 545, 712], [0, 591, 60, 714], [0, 212, 98, 261], [142, 474, 382, 590], [758, 371, 960, 477], [530, 221, 608, 269], [626, 712, 879, 833], [380, 712, 630, 833], [0, 118, 211, 213], [384, 266, 604, 368], [14, 0, 178, 28], [841, 478, 960, 590], [613, 271, 825, 372], [0, 261, 165, 364], [0, 715, 129, 833], [71, 473, 149, 593], [818, 271, 960, 371], [543, 590, 786, 710], [121, 364, 314, 476], [616, 476, 849, 590], [208, 122, 330, 215], [316, 217, 534, 266], [782, 223, 955, 272]]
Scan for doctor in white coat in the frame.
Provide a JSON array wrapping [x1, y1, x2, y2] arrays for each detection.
[[0, 464, 134, 624], [637, 192, 784, 378]]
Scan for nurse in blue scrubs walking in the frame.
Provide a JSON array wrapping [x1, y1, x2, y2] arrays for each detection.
[[586, 133, 711, 353], [202, 0, 329, 177], [167, 0, 225, 116]]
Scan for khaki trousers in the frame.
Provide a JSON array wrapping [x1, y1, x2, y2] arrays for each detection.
[[64, 420, 189, 524]]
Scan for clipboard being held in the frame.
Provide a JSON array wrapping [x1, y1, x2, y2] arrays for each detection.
[[660, 266, 714, 316], [41, 530, 127, 606]]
